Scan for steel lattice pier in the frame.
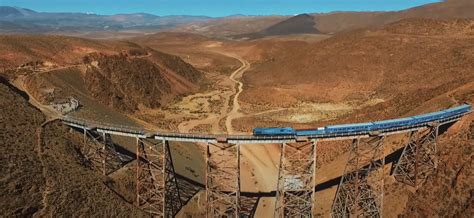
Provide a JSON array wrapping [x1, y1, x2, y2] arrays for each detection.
[[206, 142, 241, 217], [80, 128, 124, 175], [392, 125, 439, 188], [332, 136, 385, 217], [136, 138, 188, 217], [275, 140, 317, 217]]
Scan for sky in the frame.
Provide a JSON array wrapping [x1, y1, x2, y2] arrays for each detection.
[[1, 0, 442, 17]]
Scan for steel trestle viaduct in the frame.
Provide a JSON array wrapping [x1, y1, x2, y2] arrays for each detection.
[[60, 108, 470, 217]]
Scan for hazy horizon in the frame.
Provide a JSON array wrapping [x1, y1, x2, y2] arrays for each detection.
[[1, 0, 441, 17]]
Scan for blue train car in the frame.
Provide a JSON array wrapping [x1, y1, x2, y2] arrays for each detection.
[[325, 122, 373, 134], [253, 127, 296, 136], [412, 111, 446, 124], [252, 104, 471, 137], [411, 104, 471, 125], [442, 104, 471, 116], [373, 117, 414, 130], [295, 127, 326, 136]]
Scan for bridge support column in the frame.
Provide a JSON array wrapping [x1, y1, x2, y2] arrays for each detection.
[[240, 196, 260, 217], [332, 136, 385, 218], [392, 125, 438, 188], [102, 132, 107, 175], [80, 128, 122, 175], [275, 140, 317, 218], [206, 142, 240, 217], [136, 138, 182, 217]]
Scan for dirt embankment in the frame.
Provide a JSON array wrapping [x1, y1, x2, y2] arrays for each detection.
[[0, 82, 145, 216], [0, 79, 45, 216]]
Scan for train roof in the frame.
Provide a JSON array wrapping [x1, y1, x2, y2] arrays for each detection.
[[444, 104, 471, 112], [413, 110, 445, 118], [326, 122, 373, 128], [253, 127, 294, 130], [296, 127, 324, 131], [373, 117, 413, 125], [296, 129, 324, 133]]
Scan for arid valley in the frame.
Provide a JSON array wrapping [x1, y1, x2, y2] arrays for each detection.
[[1, 0, 474, 217]]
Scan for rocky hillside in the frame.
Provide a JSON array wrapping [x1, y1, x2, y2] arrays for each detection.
[[83, 50, 202, 112], [403, 115, 473, 216], [0, 35, 204, 114], [0, 35, 140, 72], [0, 80, 145, 216]]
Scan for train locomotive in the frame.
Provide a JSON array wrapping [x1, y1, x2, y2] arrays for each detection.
[[252, 104, 471, 136]]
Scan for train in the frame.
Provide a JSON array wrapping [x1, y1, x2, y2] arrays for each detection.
[[252, 104, 471, 136]]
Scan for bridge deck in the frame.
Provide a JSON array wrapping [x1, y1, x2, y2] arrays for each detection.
[[61, 112, 469, 143]]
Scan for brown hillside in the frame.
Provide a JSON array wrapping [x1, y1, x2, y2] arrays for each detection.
[[0, 80, 145, 216], [0, 35, 140, 71], [131, 32, 242, 75], [0, 35, 204, 114], [240, 18, 474, 112], [403, 115, 474, 216], [236, 14, 320, 39], [83, 51, 202, 112], [313, 0, 474, 33], [172, 16, 288, 37], [172, 0, 474, 37], [133, 32, 212, 46]]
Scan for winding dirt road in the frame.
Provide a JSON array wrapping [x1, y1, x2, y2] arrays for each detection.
[[177, 53, 250, 134], [224, 54, 250, 134]]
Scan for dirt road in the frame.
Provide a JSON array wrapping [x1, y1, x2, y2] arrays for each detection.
[[224, 54, 250, 134]]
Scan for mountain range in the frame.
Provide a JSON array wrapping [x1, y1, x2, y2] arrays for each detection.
[[2, 0, 474, 37], [176, 0, 474, 38], [0, 6, 213, 33]]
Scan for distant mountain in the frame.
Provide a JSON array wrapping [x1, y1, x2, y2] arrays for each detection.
[[175, 0, 474, 38], [3, 0, 474, 37], [174, 15, 288, 38], [0, 6, 37, 17], [0, 6, 213, 33], [236, 13, 320, 39]]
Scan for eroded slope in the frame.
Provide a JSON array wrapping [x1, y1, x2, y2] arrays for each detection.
[[0, 80, 145, 216], [84, 51, 202, 112]]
